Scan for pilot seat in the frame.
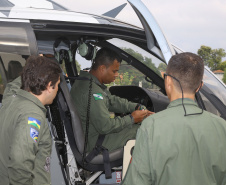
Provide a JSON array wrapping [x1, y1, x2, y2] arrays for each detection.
[[50, 73, 124, 184]]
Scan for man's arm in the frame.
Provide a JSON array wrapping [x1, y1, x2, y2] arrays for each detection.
[[122, 121, 154, 185], [33, 119, 52, 185], [107, 93, 137, 113], [90, 96, 134, 134], [90, 93, 147, 134], [8, 113, 50, 185]]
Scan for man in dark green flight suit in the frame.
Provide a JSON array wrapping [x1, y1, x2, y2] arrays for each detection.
[[122, 53, 226, 185], [0, 56, 61, 185], [71, 47, 153, 152]]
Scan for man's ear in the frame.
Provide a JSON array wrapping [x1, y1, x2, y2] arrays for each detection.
[[99, 65, 106, 73], [46, 81, 53, 93], [165, 75, 173, 90], [195, 81, 203, 93]]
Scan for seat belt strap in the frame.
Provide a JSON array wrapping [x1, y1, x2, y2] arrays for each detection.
[[96, 134, 105, 147], [102, 149, 111, 179], [85, 134, 112, 179], [85, 134, 105, 162]]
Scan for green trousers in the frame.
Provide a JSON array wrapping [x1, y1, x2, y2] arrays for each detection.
[[102, 124, 140, 151]]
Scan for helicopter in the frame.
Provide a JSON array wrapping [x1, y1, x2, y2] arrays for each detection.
[[0, 0, 226, 184]]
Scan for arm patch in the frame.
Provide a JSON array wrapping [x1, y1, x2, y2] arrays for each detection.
[[28, 117, 41, 129], [93, 93, 103, 100], [30, 127, 39, 142]]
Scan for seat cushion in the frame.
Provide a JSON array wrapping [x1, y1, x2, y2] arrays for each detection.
[[89, 148, 123, 164]]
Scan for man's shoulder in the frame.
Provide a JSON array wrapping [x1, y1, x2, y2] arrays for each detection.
[[13, 94, 45, 118], [71, 79, 103, 94], [203, 110, 226, 124], [141, 107, 226, 131], [1, 94, 46, 125]]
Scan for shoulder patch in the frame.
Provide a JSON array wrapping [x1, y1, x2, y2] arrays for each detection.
[[28, 117, 41, 129], [30, 127, 39, 142], [93, 93, 103, 100]]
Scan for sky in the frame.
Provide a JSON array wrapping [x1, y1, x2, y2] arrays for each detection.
[[53, 0, 226, 56]]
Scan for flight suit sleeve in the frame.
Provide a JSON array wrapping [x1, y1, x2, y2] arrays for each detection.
[[107, 91, 137, 114], [8, 113, 51, 185], [90, 93, 134, 134], [33, 119, 52, 185], [122, 121, 154, 185]]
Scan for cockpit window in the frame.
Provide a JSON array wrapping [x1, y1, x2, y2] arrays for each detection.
[[0, 53, 26, 99], [106, 60, 160, 90], [203, 68, 226, 105], [0, 53, 26, 82], [108, 39, 164, 77], [105, 38, 166, 90], [199, 91, 221, 116]]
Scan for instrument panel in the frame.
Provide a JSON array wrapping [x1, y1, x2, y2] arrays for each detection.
[[109, 85, 169, 113]]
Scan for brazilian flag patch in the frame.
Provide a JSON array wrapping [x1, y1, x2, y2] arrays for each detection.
[[28, 117, 41, 129], [30, 127, 39, 142], [93, 93, 103, 100]]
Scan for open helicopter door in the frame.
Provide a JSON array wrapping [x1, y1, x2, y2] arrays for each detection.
[[120, 0, 176, 179], [127, 0, 226, 120], [127, 0, 175, 64]]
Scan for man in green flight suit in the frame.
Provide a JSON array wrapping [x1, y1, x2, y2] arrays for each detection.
[[0, 56, 61, 185], [70, 47, 152, 152], [122, 52, 226, 185]]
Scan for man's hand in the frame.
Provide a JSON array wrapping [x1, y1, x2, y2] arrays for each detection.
[[147, 111, 154, 117], [131, 110, 154, 123]]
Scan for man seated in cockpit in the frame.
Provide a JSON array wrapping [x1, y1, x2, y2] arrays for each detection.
[[70, 47, 153, 152]]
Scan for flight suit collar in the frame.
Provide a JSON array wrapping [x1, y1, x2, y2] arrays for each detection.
[[16, 89, 47, 113], [79, 70, 107, 90], [167, 98, 199, 109]]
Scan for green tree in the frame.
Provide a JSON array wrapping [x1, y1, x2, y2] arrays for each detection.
[[115, 72, 134, 86], [120, 48, 161, 89], [144, 57, 161, 75], [122, 48, 144, 62], [106, 72, 134, 87], [211, 48, 226, 70], [197, 45, 226, 71], [121, 48, 160, 75], [158, 63, 167, 72], [197, 45, 212, 66], [107, 48, 160, 89], [218, 61, 226, 71], [223, 68, 226, 84]]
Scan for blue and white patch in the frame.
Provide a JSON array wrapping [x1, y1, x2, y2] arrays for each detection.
[[30, 127, 39, 142]]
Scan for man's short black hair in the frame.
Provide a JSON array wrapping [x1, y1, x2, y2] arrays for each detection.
[[21, 56, 61, 95], [91, 47, 122, 70], [166, 52, 204, 94]]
